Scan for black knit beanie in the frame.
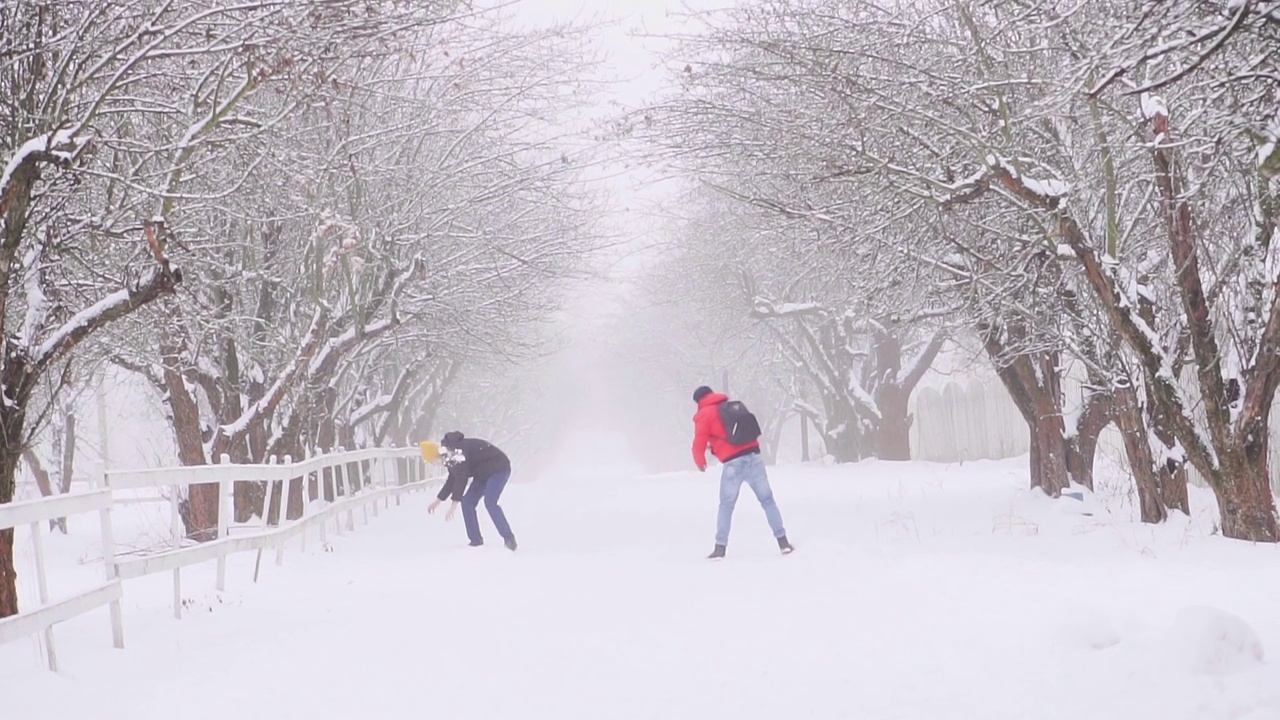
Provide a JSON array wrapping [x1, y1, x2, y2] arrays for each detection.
[[692, 386, 713, 403]]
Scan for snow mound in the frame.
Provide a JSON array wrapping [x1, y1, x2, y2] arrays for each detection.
[[1235, 708, 1280, 720], [1165, 606, 1265, 675], [1052, 609, 1122, 653]]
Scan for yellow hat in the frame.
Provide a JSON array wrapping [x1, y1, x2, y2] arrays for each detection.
[[419, 441, 441, 462]]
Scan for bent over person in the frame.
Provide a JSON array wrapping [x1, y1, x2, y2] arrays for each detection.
[[692, 386, 793, 559], [428, 431, 517, 551]]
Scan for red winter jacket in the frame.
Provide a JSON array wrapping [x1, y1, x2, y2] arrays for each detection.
[[692, 392, 760, 470]]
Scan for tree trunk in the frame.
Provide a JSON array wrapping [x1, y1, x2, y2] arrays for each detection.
[[0, 403, 30, 617], [1212, 432, 1279, 541], [759, 408, 787, 464], [227, 425, 261, 525], [234, 412, 270, 524], [22, 448, 61, 532], [1213, 463, 1278, 541], [983, 325, 1070, 496], [287, 475, 306, 521], [0, 526, 13, 618], [869, 328, 943, 461], [869, 331, 910, 461], [23, 448, 53, 497], [873, 383, 912, 461], [1065, 424, 1099, 492], [160, 320, 217, 541], [1144, 393, 1191, 516], [1027, 412, 1069, 497], [236, 481, 265, 524], [1111, 380, 1167, 523], [1064, 389, 1111, 492], [1159, 464, 1190, 516], [55, 408, 75, 533], [821, 423, 863, 463]]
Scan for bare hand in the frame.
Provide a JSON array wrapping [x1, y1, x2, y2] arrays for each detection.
[[428, 499, 442, 514], [445, 502, 459, 521]]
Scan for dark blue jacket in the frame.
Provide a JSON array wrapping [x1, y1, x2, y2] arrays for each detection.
[[436, 434, 511, 501]]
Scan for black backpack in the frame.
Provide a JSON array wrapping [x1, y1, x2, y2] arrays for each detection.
[[718, 399, 762, 445]]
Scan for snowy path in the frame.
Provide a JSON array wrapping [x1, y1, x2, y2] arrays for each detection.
[[3, 459, 1280, 719]]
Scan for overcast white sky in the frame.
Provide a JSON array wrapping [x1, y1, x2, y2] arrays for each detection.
[[499, 0, 738, 472]]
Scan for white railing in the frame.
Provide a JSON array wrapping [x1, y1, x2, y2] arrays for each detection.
[[0, 446, 441, 671], [0, 489, 124, 672]]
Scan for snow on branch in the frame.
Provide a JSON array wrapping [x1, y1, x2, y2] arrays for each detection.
[[108, 355, 165, 395], [848, 378, 882, 420], [17, 245, 50, 352], [751, 296, 825, 319], [985, 155, 1070, 200], [0, 128, 88, 212], [216, 308, 329, 442], [977, 153, 1221, 475], [1255, 115, 1280, 178], [33, 264, 181, 370], [1088, 0, 1257, 97], [307, 316, 399, 377], [901, 330, 947, 392], [349, 366, 416, 428], [1140, 92, 1169, 122], [792, 399, 819, 417], [349, 393, 394, 427]]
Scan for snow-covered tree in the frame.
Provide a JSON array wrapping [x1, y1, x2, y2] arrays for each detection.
[[0, 0, 604, 613], [636, 0, 1277, 540]]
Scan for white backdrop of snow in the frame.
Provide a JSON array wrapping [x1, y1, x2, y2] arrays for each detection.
[[2, 456, 1278, 720]]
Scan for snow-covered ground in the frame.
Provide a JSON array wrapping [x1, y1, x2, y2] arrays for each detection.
[[2, 457, 1279, 719]]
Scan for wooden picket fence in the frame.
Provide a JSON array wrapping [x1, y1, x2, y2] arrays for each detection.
[[910, 375, 1280, 493], [0, 446, 441, 671]]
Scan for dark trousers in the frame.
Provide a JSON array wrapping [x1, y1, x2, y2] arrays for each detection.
[[461, 470, 513, 544]]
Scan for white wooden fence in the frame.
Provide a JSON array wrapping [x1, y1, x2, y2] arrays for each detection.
[[911, 377, 1029, 464], [911, 375, 1280, 493], [0, 446, 441, 671]]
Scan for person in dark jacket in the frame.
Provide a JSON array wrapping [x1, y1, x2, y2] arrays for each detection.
[[692, 386, 792, 559], [427, 431, 517, 551]]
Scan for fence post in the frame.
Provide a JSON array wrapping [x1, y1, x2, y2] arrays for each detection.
[[261, 455, 278, 530], [381, 456, 391, 507], [279, 455, 294, 529], [317, 468, 328, 547], [276, 455, 292, 567], [382, 457, 392, 510], [169, 484, 183, 619], [98, 464, 125, 648], [355, 459, 370, 525], [28, 518, 57, 671], [253, 456, 276, 583], [335, 449, 355, 532], [216, 453, 232, 592], [368, 457, 380, 519], [394, 453, 404, 504], [332, 452, 346, 536]]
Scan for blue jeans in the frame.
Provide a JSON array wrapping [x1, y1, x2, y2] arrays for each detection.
[[461, 471, 514, 544], [716, 452, 785, 546]]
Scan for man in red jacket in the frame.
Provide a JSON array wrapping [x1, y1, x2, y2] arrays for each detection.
[[692, 385, 793, 559]]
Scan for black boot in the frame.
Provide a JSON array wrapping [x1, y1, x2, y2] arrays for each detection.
[[504, 537, 518, 551], [777, 536, 794, 554], [707, 544, 726, 560]]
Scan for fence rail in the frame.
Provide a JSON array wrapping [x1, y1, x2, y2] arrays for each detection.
[[0, 446, 441, 672]]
